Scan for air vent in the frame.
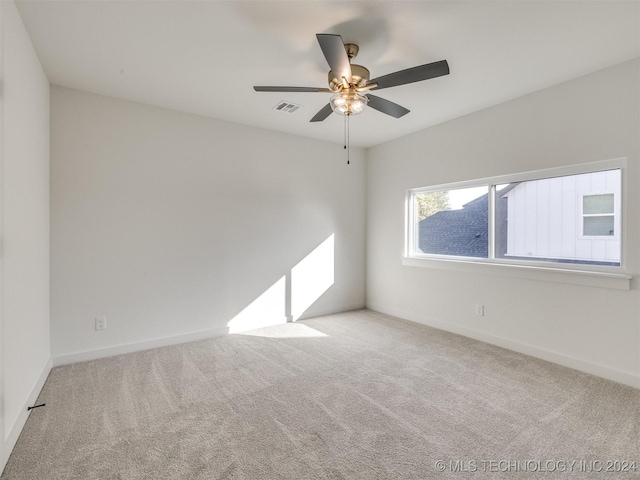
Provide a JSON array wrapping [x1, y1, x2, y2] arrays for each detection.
[[273, 101, 303, 114]]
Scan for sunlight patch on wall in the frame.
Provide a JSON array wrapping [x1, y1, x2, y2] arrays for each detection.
[[291, 234, 334, 321], [237, 323, 328, 338], [227, 276, 286, 334]]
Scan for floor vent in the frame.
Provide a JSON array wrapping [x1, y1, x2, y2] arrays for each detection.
[[273, 101, 303, 113]]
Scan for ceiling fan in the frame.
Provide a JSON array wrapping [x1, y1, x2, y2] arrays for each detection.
[[254, 34, 450, 122]]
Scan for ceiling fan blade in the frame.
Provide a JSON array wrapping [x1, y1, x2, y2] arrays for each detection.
[[254, 86, 329, 93], [366, 94, 410, 118], [316, 34, 352, 83], [368, 60, 449, 90], [310, 103, 333, 122]]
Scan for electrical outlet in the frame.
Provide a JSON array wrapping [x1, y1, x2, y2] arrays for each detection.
[[334, 286, 340, 297], [475, 304, 484, 317], [95, 316, 107, 331]]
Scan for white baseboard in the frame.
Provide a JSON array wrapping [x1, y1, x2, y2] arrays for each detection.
[[2, 358, 52, 471], [367, 303, 640, 389], [53, 304, 367, 367], [53, 326, 229, 366]]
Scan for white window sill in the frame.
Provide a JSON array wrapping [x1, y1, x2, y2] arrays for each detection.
[[402, 256, 632, 290]]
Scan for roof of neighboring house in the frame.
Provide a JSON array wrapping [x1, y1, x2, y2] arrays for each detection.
[[418, 194, 488, 258], [497, 183, 519, 197]]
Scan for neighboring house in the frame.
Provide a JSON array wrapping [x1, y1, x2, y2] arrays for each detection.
[[501, 170, 621, 265], [418, 170, 620, 265]]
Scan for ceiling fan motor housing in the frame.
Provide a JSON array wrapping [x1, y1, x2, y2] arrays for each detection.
[[328, 64, 370, 91]]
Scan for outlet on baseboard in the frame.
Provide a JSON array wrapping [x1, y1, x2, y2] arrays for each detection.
[[475, 304, 484, 317], [95, 316, 107, 331]]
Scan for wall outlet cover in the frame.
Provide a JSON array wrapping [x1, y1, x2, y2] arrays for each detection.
[[95, 316, 107, 330]]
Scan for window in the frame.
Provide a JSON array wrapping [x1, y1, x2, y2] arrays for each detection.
[[407, 160, 624, 269], [582, 194, 615, 237]]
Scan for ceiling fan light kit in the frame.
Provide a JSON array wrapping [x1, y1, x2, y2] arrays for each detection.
[[330, 91, 368, 116]]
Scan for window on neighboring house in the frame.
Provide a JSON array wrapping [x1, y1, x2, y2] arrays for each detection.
[[407, 160, 623, 269], [582, 193, 615, 237]]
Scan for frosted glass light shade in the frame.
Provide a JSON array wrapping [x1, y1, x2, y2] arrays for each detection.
[[330, 92, 368, 116]]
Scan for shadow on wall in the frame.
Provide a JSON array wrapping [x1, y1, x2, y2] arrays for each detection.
[[226, 234, 334, 334]]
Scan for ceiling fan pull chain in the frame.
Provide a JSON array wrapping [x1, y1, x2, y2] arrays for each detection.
[[347, 114, 350, 165], [343, 114, 350, 165], [348, 115, 351, 164], [344, 114, 347, 151]]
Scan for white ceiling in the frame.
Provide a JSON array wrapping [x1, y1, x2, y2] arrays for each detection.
[[16, 0, 640, 148]]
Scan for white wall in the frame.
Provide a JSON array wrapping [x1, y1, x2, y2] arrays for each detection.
[[51, 87, 365, 363], [367, 60, 640, 388], [0, 0, 51, 469]]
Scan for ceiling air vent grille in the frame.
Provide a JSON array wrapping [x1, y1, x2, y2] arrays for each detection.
[[273, 101, 303, 114]]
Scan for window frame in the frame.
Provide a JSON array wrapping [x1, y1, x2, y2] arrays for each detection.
[[404, 158, 629, 288]]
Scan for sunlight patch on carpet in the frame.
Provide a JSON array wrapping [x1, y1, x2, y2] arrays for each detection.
[[236, 322, 329, 338]]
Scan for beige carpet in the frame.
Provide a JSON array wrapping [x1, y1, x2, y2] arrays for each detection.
[[3, 309, 639, 479]]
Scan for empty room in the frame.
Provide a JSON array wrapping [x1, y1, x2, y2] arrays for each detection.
[[1, 0, 639, 478]]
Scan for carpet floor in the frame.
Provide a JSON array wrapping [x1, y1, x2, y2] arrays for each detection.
[[2, 309, 639, 479]]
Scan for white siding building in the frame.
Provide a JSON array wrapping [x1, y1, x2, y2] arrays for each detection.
[[501, 170, 621, 264]]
